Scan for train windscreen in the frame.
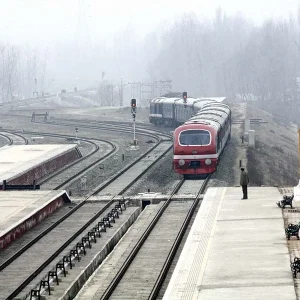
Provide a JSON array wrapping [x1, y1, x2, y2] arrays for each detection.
[[179, 130, 211, 146]]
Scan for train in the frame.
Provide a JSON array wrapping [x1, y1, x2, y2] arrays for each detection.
[[149, 95, 226, 127], [149, 95, 231, 177]]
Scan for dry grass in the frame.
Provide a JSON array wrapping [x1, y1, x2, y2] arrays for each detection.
[[246, 105, 298, 187]]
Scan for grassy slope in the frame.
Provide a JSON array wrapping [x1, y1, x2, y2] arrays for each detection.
[[246, 105, 298, 187]]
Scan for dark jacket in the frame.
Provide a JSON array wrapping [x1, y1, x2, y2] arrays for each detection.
[[240, 170, 250, 186]]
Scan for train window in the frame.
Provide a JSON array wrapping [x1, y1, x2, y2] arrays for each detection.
[[216, 136, 220, 152], [179, 130, 211, 146]]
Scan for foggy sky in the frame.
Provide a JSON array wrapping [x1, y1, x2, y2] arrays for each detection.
[[0, 0, 298, 45]]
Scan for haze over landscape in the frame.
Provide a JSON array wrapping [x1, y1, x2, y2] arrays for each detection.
[[0, 0, 300, 123]]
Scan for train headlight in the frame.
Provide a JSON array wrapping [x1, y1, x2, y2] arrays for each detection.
[[178, 159, 185, 166], [205, 159, 212, 165]]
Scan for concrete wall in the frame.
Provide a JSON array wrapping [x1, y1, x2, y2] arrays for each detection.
[[7, 148, 81, 185], [0, 194, 69, 249]]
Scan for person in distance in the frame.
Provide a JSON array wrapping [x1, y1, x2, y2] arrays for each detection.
[[240, 168, 250, 199]]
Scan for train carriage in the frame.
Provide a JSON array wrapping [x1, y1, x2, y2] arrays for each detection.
[[149, 97, 165, 124], [173, 102, 231, 177], [149, 96, 227, 126]]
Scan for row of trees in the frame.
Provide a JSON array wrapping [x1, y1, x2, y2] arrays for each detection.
[[3, 7, 300, 110], [146, 8, 300, 104], [73, 8, 300, 109], [0, 44, 47, 102]]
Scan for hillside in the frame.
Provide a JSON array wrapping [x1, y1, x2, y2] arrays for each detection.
[[246, 105, 298, 187]]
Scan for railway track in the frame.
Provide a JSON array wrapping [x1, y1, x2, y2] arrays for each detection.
[[0, 129, 118, 190], [75, 177, 209, 300], [93, 141, 172, 197], [1, 118, 170, 193], [0, 132, 13, 145], [32, 119, 171, 142], [0, 131, 28, 145], [49, 117, 173, 138], [0, 138, 173, 300]]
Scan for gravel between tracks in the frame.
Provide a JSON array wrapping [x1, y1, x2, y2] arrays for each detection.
[[0, 101, 298, 191], [0, 114, 155, 197]]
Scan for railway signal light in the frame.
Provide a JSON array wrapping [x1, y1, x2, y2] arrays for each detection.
[[131, 99, 137, 115], [131, 98, 136, 107], [183, 92, 187, 103]]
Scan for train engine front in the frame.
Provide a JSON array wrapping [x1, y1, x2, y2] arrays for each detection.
[[173, 121, 218, 177]]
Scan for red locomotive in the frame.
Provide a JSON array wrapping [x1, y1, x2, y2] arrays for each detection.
[[173, 102, 231, 177]]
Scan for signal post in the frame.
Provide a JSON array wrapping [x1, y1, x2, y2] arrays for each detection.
[[131, 99, 138, 146], [183, 91, 187, 107]]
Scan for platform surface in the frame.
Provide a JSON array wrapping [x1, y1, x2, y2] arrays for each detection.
[[163, 187, 296, 300], [0, 190, 67, 236], [0, 144, 77, 184]]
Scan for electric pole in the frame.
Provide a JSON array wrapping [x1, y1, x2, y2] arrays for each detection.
[[128, 82, 142, 103], [120, 78, 124, 106]]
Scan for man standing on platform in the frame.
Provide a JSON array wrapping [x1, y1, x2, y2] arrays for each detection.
[[240, 168, 250, 199]]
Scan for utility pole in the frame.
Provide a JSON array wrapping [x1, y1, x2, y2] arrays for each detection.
[[128, 82, 142, 102], [141, 83, 153, 103], [34, 78, 38, 98], [75, 127, 80, 144], [154, 79, 172, 97], [120, 78, 124, 106], [111, 81, 114, 106], [140, 82, 142, 105]]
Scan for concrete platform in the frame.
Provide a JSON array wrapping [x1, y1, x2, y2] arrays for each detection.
[[0, 190, 71, 249], [163, 187, 296, 300], [0, 144, 81, 187]]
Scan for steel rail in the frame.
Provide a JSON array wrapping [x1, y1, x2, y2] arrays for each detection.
[[32, 119, 163, 141], [0, 131, 28, 145], [149, 175, 211, 299], [0, 132, 13, 145], [99, 178, 186, 300], [0, 129, 163, 273], [0, 130, 117, 188], [50, 117, 173, 138], [2, 135, 172, 299]]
